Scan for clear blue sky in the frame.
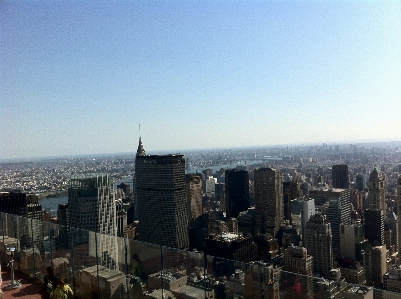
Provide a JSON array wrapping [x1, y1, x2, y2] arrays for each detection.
[[1, 0, 401, 159]]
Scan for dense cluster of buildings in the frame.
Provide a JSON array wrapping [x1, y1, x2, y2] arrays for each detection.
[[0, 140, 400, 298]]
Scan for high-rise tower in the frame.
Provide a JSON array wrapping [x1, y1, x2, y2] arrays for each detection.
[[283, 178, 302, 223], [225, 169, 250, 218], [186, 174, 203, 226], [365, 167, 386, 247], [135, 138, 189, 249], [68, 173, 117, 236], [368, 167, 386, 210], [305, 214, 333, 276], [397, 175, 401, 264], [254, 168, 283, 237], [356, 173, 366, 192], [68, 173, 122, 268], [332, 165, 349, 189], [309, 188, 351, 259]]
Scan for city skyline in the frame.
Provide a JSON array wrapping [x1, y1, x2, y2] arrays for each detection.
[[1, 1, 401, 159]]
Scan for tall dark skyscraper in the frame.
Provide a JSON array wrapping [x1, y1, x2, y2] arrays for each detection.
[[0, 192, 43, 249], [356, 173, 366, 192], [254, 168, 283, 237], [283, 178, 302, 223], [135, 138, 189, 249], [332, 164, 349, 189], [225, 169, 250, 218]]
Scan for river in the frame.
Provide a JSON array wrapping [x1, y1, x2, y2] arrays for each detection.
[[40, 195, 68, 216], [40, 160, 266, 216]]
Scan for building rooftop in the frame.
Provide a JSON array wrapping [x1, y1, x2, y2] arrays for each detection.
[[345, 285, 371, 295], [1, 268, 41, 299]]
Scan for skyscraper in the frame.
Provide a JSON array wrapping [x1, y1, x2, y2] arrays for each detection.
[[365, 167, 386, 247], [68, 173, 117, 236], [186, 174, 203, 226], [68, 173, 122, 268], [291, 197, 316, 246], [305, 214, 333, 276], [283, 246, 314, 299], [225, 169, 250, 218], [368, 167, 386, 210], [332, 165, 349, 189], [341, 222, 372, 285], [327, 189, 352, 259], [254, 168, 283, 237], [356, 173, 366, 192], [135, 138, 189, 249], [283, 178, 302, 223], [0, 192, 43, 250], [397, 175, 401, 264]]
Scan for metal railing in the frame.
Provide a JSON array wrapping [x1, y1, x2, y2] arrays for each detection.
[[0, 212, 396, 299]]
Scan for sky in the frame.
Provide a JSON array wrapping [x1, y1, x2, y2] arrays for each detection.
[[1, 0, 401, 159]]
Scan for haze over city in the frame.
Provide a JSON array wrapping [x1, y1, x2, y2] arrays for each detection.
[[1, 1, 401, 159]]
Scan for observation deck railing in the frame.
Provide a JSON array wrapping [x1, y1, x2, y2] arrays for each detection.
[[0, 212, 396, 299]]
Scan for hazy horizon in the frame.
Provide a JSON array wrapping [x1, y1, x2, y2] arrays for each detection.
[[2, 1, 401, 159], [1, 137, 401, 163]]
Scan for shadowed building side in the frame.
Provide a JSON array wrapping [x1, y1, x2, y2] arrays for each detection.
[[135, 138, 189, 249]]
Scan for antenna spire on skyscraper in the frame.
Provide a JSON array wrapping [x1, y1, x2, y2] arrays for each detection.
[[136, 123, 146, 156]]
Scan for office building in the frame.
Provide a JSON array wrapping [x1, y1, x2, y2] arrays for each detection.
[[69, 173, 117, 236], [365, 209, 385, 246], [368, 167, 386, 210], [205, 176, 217, 199], [332, 165, 349, 189], [291, 197, 315, 245], [135, 139, 189, 249], [57, 203, 70, 248], [68, 173, 122, 269], [300, 181, 310, 196], [115, 198, 127, 238], [255, 232, 280, 261], [283, 178, 302, 223], [384, 211, 398, 256], [351, 189, 364, 212], [281, 225, 302, 249], [0, 191, 43, 250], [324, 188, 352, 259], [186, 174, 203, 227], [254, 168, 283, 237], [383, 265, 401, 295], [0, 192, 42, 218], [305, 214, 333, 276], [365, 168, 386, 247], [237, 208, 263, 238], [283, 246, 314, 299], [244, 264, 280, 299], [341, 222, 372, 285], [398, 175, 401, 264], [204, 233, 258, 263], [215, 182, 225, 209], [371, 245, 387, 288], [356, 174, 366, 192], [337, 258, 365, 285], [225, 169, 250, 218], [340, 223, 364, 260]]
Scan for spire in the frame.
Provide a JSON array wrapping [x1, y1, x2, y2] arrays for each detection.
[[136, 124, 146, 156]]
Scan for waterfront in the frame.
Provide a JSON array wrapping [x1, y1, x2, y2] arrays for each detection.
[[40, 195, 67, 216]]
